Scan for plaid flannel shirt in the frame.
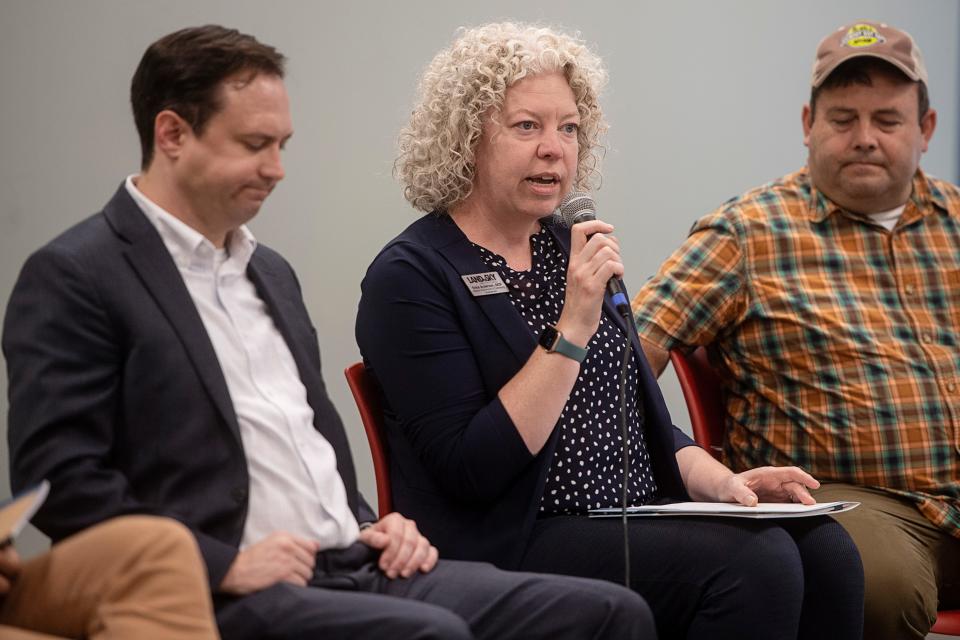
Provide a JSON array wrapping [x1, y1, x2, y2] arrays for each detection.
[[633, 167, 960, 538]]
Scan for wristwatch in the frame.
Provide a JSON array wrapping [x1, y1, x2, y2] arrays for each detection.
[[538, 324, 588, 363]]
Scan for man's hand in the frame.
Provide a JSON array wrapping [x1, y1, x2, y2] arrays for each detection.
[[0, 544, 20, 596], [719, 466, 820, 506], [220, 531, 320, 595], [359, 513, 438, 579]]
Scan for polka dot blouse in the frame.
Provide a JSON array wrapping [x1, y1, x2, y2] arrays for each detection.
[[471, 225, 658, 515]]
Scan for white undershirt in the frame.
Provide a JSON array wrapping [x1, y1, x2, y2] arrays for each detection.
[[125, 176, 359, 550], [867, 204, 906, 231]]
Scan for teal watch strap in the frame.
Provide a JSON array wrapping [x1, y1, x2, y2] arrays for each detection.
[[539, 325, 588, 363]]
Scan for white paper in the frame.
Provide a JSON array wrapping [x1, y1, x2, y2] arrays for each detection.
[[588, 501, 859, 519], [0, 479, 50, 542]]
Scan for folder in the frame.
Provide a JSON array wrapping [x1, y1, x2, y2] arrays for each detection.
[[588, 500, 859, 519]]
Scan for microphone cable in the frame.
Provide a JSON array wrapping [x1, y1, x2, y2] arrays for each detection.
[[558, 191, 642, 590], [617, 305, 639, 588]]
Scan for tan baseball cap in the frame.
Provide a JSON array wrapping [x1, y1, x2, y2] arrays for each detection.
[[811, 21, 927, 88]]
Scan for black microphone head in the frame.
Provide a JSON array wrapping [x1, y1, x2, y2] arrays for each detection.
[[559, 191, 597, 227]]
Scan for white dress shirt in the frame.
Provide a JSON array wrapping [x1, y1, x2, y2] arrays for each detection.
[[125, 176, 360, 550]]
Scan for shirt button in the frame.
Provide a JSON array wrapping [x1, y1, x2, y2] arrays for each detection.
[[948, 382, 958, 393], [231, 487, 248, 504], [904, 283, 915, 296], [921, 332, 933, 344]]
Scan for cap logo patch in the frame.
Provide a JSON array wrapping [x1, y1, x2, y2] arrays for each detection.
[[842, 24, 886, 48]]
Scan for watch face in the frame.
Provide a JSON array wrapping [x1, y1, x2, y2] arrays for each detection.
[[539, 324, 560, 350]]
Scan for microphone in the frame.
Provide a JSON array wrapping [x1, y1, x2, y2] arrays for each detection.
[[558, 191, 631, 315]]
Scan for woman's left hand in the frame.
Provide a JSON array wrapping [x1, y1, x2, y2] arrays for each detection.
[[718, 466, 820, 506]]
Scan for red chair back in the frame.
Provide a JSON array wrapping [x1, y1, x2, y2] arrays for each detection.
[[669, 347, 726, 460], [668, 349, 960, 635], [933, 610, 960, 635], [344, 362, 393, 518]]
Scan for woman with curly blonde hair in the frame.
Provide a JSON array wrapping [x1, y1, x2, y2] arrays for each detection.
[[396, 22, 607, 213], [358, 22, 863, 639]]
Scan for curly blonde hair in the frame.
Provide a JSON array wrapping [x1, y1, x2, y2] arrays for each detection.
[[397, 22, 609, 213]]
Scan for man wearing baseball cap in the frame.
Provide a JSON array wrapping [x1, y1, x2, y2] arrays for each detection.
[[633, 21, 959, 639]]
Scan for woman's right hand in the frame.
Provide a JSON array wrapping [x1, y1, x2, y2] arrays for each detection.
[[557, 219, 624, 347], [495, 218, 624, 455]]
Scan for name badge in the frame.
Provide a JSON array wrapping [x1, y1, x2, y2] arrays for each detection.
[[461, 271, 509, 296]]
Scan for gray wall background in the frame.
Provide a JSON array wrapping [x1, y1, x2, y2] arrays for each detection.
[[1, 1, 958, 563]]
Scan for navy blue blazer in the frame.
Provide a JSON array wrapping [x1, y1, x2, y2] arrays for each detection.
[[357, 213, 693, 569], [4, 184, 376, 589]]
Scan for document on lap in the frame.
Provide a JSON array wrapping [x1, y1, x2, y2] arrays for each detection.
[[0, 480, 49, 544], [588, 501, 859, 519]]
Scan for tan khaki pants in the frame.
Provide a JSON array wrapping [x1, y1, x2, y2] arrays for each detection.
[[814, 483, 960, 640], [0, 515, 219, 639]]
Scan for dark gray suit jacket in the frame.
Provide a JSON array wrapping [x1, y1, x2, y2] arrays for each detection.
[[4, 184, 375, 589]]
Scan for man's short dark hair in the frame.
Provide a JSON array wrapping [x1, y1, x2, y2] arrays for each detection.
[[809, 57, 929, 124], [131, 25, 286, 169]]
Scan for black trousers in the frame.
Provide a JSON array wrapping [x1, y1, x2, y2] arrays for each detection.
[[520, 515, 864, 640], [215, 542, 655, 639]]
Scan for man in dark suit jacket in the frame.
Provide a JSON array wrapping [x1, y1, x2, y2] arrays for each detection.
[[3, 25, 653, 640]]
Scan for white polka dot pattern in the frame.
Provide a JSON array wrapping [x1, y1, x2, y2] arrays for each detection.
[[472, 226, 658, 515]]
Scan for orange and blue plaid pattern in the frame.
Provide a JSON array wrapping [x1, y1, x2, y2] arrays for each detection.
[[633, 168, 960, 538]]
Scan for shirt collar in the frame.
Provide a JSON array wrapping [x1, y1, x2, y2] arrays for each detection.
[[915, 169, 954, 218], [806, 167, 950, 225], [124, 175, 257, 273]]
